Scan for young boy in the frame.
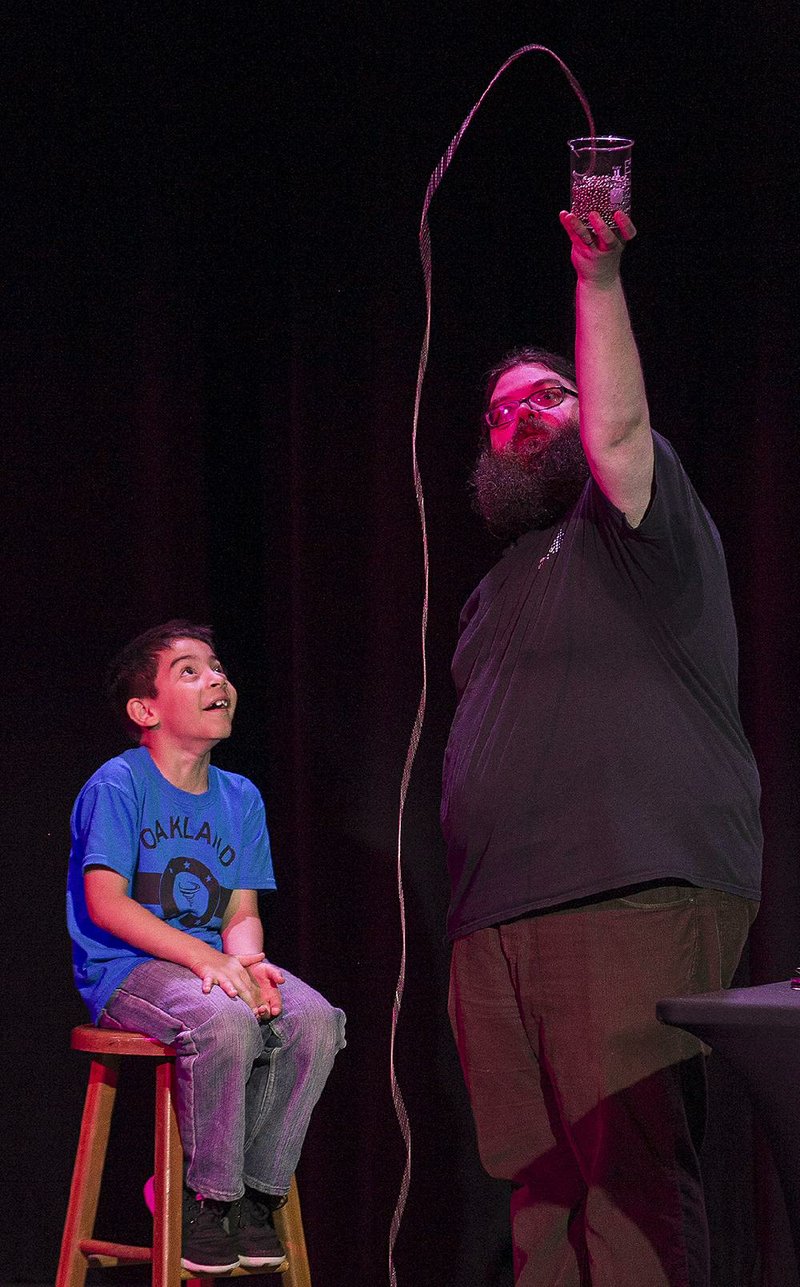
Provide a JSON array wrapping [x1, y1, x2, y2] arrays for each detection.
[[67, 620, 345, 1274]]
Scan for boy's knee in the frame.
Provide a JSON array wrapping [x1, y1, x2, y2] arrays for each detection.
[[311, 998, 346, 1058], [187, 990, 263, 1063], [278, 982, 346, 1059]]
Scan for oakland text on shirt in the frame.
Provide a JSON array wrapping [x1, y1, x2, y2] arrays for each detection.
[[139, 814, 237, 867]]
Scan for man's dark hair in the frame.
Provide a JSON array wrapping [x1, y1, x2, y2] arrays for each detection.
[[106, 619, 216, 740], [483, 346, 577, 418]]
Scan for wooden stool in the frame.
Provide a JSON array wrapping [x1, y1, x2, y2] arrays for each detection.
[[57, 1025, 311, 1287]]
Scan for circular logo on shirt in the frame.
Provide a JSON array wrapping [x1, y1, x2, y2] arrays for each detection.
[[160, 857, 223, 929]]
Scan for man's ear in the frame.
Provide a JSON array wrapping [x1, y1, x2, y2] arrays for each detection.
[[126, 696, 160, 732]]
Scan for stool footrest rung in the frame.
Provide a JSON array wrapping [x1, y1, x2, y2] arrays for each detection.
[[81, 1241, 288, 1277], [181, 1265, 289, 1279], [81, 1239, 152, 1265]]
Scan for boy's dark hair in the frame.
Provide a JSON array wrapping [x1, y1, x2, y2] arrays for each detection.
[[106, 619, 216, 740], [483, 346, 577, 419]]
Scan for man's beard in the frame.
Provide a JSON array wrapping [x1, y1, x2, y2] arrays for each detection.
[[470, 416, 590, 541]]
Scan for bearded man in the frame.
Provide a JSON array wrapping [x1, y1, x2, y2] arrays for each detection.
[[442, 210, 762, 1287]]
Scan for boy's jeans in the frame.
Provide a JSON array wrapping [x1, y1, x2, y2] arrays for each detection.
[[99, 960, 345, 1202]]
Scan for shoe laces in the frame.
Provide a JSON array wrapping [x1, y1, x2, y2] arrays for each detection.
[[186, 1193, 229, 1227], [241, 1191, 273, 1228], [203, 1198, 230, 1223]]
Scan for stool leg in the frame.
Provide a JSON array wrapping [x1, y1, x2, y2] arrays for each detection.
[[274, 1176, 311, 1287], [56, 1054, 120, 1287], [152, 1056, 184, 1287]]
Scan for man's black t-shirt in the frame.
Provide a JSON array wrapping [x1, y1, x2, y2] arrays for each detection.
[[442, 432, 762, 940]]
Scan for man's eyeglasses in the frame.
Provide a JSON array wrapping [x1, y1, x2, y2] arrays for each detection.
[[485, 385, 578, 430]]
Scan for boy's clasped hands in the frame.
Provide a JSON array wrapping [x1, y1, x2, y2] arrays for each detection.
[[193, 947, 285, 1017]]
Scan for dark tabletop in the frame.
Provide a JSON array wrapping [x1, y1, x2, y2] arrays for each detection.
[[657, 980, 800, 1030]]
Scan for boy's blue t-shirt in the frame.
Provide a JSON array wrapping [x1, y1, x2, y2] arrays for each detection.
[[67, 746, 277, 1022]]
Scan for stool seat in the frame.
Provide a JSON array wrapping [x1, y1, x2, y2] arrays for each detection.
[[71, 1024, 177, 1058], [57, 1023, 311, 1287]]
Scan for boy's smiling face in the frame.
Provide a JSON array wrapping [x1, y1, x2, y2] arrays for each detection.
[[127, 637, 237, 748]]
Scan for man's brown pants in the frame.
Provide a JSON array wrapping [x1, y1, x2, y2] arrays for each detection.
[[449, 885, 757, 1287]]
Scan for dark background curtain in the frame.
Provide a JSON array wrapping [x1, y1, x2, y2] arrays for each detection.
[[3, 4, 799, 1285]]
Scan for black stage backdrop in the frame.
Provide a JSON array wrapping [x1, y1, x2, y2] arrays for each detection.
[[3, 5, 800, 1286]]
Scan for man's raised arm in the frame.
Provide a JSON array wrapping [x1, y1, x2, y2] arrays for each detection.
[[559, 208, 654, 527]]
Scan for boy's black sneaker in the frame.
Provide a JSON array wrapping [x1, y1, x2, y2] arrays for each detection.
[[234, 1188, 286, 1268], [181, 1187, 239, 1274]]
